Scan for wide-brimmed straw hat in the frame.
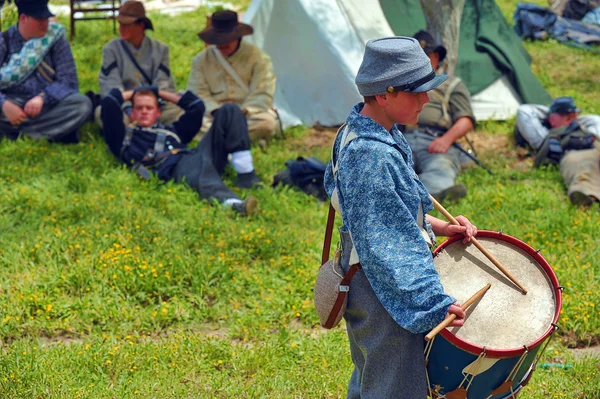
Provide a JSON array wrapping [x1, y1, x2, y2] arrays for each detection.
[[197, 10, 253, 45], [355, 37, 448, 96], [117, 1, 153, 31]]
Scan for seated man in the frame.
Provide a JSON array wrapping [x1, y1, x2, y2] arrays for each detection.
[[0, 0, 91, 142], [101, 85, 260, 215], [187, 10, 278, 140], [97, 1, 180, 126], [403, 31, 476, 202], [518, 97, 600, 207]]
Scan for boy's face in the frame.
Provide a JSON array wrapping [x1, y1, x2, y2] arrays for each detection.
[[383, 91, 430, 125], [130, 94, 161, 127]]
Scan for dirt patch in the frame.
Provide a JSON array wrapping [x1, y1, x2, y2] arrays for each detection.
[[458, 130, 512, 156], [38, 330, 84, 347], [569, 345, 600, 359], [295, 127, 519, 159], [294, 126, 338, 150], [561, 330, 600, 349]]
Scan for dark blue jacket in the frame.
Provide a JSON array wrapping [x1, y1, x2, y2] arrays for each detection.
[[101, 88, 205, 180]]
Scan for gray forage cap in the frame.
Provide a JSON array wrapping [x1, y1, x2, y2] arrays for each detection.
[[355, 36, 448, 96]]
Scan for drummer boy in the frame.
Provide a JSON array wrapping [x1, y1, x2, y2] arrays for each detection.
[[324, 36, 477, 397]]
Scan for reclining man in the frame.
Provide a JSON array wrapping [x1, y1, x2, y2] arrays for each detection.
[[187, 10, 278, 140], [517, 96, 600, 207], [403, 31, 476, 202], [100, 85, 261, 215], [97, 1, 181, 126], [0, 0, 91, 142]]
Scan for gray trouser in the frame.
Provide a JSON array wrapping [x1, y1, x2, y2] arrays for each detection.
[[560, 148, 600, 200], [201, 109, 278, 140], [173, 103, 250, 203], [0, 93, 92, 140], [404, 130, 461, 195], [340, 228, 428, 399]]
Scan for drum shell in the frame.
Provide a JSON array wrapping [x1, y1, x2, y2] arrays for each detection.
[[427, 334, 539, 398]]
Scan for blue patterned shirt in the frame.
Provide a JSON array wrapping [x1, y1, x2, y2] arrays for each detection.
[[0, 24, 79, 108], [324, 103, 455, 334]]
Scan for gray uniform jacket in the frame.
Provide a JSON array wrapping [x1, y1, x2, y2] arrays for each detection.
[[99, 37, 176, 97]]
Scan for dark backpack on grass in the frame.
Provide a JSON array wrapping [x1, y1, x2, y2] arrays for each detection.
[[272, 157, 327, 201]]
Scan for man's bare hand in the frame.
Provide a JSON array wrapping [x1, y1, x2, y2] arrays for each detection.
[[122, 90, 134, 102], [24, 95, 44, 118], [2, 100, 27, 126], [428, 136, 452, 153], [158, 90, 181, 104]]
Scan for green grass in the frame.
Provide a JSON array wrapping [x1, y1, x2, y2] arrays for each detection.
[[0, 2, 599, 398]]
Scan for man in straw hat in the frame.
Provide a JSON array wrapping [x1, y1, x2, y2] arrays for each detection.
[[97, 0, 180, 127], [187, 10, 278, 140], [402, 30, 476, 203], [324, 36, 477, 397], [0, 0, 91, 142]]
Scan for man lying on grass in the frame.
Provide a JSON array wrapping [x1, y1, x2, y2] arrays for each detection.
[[517, 96, 600, 208], [100, 85, 260, 216]]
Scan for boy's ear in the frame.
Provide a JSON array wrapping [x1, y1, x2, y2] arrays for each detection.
[[375, 93, 388, 107]]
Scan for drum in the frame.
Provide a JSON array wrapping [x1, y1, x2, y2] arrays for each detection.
[[426, 231, 562, 399]]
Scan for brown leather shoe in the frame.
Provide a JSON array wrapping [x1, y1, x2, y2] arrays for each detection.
[[433, 184, 467, 203], [231, 196, 258, 216]]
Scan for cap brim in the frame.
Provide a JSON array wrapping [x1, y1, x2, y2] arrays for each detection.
[[25, 9, 55, 18], [410, 73, 448, 93]]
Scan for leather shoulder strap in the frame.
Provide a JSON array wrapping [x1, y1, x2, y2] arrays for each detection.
[[120, 40, 153, 85], [321, 204, 336, 265], [211, 45, 250, 94], [441, 76, 462, 125]]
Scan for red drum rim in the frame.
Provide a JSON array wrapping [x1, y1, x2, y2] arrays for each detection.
[[433, 230, 562, 358]]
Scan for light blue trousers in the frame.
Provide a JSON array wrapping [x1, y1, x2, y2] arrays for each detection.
[[340, 227, 428, 399], [404, 130, 461, 195]]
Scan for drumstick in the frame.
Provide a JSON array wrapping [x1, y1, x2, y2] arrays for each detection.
[[429, 195, 528, 295], [425, 283, 491, 342]]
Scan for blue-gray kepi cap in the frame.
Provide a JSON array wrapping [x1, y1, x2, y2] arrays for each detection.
[[355, 36, 448, 96], [549, 97, 580, 115]]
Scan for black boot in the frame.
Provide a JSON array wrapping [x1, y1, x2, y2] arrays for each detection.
[[235, 170, 262, 189], [433, 184, 467, 203], [569, 191, 593, 207], [50, 129, 80, 144]]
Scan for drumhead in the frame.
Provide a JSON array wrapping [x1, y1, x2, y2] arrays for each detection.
[[433, 231, 561, 354]]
